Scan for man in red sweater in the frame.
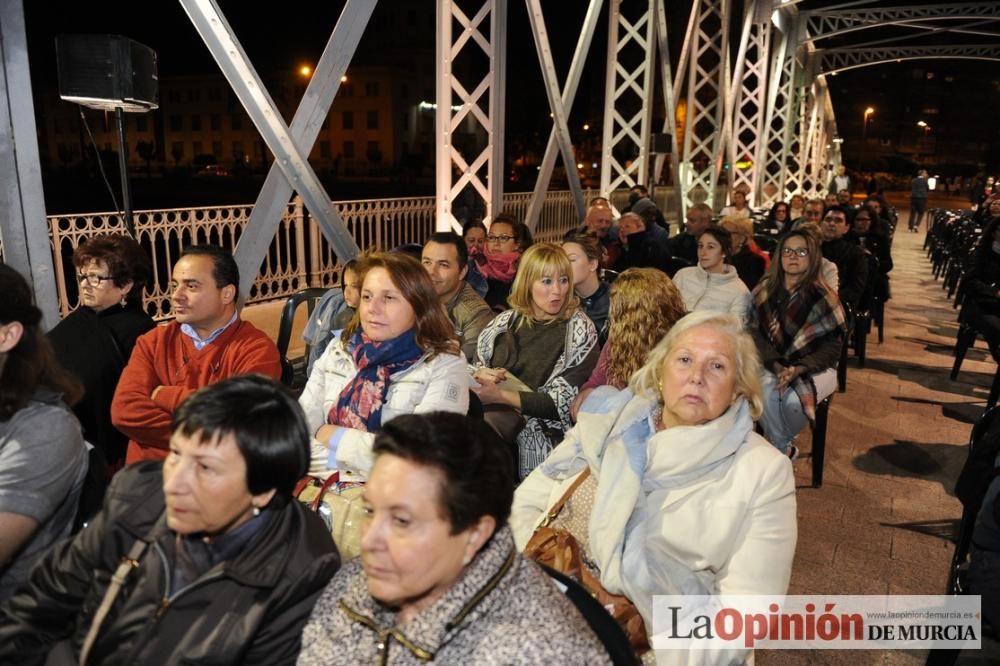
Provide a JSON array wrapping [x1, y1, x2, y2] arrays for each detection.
[[111, 245, 281, 462]]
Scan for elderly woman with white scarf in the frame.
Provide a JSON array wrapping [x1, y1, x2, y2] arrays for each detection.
[[510, 311, 797, 665]]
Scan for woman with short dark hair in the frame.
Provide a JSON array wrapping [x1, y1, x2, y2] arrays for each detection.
[[0, 265, 87, 604], [48, 235, 156, 513], [0, 375, 340, 664], [297, 412, 610, 665]]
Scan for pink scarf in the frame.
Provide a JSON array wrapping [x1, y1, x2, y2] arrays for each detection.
[[472, 247, 521, 282]]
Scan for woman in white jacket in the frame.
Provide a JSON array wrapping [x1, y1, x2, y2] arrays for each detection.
[[510, 311, 796, 665], [672, 226, 751, 326], [300, 252, 469, 480]]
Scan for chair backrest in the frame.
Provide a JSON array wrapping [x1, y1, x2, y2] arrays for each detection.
[[276, 287, 330, 386], [539, 564, 640, 666]]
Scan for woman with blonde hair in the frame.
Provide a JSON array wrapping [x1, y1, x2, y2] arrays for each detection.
[[570, 268, 687, 420], [512, 311, 797, 663], [473, 243, 599, 480], [300, 252, 469, 480]]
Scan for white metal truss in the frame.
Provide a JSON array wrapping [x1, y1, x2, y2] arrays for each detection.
[[759, 13, 796, 205], [230, 0, 374, 296], [651, 0, 683, 223], [802, 2, 1000, 42], [0, 0, 59, 325], [180, 0, 362, 282], [814, 43, 1000, 77], [725, 2, 771, 206], [678, 0, 730, 210], [800, 80, 825, 196], [599, 0, 656, 195], [436, 0, 507, 232], [523, 0, 603, 232]]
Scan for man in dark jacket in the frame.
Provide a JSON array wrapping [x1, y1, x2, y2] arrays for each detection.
[[0, 375, 340, 665], [668, 203, 713, 266], [820, 205, 869, 310], [614, 212, 672, 274]]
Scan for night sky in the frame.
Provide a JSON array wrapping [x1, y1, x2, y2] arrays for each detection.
[[22, 0, 1000, 176]]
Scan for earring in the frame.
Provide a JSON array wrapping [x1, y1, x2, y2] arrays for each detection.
[[252, 506, 261, 517], [120, 294, 128, 307]]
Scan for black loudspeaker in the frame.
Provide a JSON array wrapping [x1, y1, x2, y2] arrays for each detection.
[[652, 133, 673, 154], [56, 35, 159, 112]]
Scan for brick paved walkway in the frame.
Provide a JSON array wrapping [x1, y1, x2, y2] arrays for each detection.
[[760, 197, 996, 665]]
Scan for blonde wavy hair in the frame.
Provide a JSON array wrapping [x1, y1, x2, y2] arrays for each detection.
[[507, 243, 580, 325], [606, 268, 687, 387], [629, 310, 764, 420]]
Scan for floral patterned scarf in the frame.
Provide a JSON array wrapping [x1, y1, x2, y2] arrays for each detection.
[[329, 329, 424, 432]]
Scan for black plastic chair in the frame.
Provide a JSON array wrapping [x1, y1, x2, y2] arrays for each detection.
[[667, 255, 692, 279], [810, 395, 832, 488], [540, 565, 641, 666], [276, 287, 329, 387]]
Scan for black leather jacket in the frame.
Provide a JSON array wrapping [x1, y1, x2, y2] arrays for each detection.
[[0, 462, 340, 665]]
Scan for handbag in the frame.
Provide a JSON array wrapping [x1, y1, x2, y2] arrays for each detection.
[[523, 468, 650, 655], [294, 472, 366, 560]]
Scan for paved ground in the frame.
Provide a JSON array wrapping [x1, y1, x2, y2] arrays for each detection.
[[760, 194, 996, 665], [243, 193, 996, 664]]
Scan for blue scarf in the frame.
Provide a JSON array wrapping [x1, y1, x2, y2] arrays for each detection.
[[330, 329, 424, 432]]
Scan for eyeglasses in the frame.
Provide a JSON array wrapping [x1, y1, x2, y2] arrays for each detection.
[[77, 273, 117, 287], [487, 234, 515, 244], [781, 247, 810, 258]]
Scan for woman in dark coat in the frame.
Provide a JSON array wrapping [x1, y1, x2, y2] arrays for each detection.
[[49, 235, 156, 520], [0, 376, 340, 666]]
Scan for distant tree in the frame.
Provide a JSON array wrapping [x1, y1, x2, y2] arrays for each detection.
[[137, 140, 155, 179]]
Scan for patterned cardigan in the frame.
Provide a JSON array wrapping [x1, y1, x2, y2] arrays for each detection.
[[475, 309, 599, 479]]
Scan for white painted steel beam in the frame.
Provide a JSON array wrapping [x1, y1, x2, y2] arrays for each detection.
[[436, 0, 507, 232], [651, 0, 683, 224], [523, 0, 602, 232], [231, 0, 374, 296], [0, 0, 59, 326], [600, 0, 656, 195], [179, 0, 361, 288]]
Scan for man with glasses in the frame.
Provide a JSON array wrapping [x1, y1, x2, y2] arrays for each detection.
[[111, 245, 281, 463], [820, 205, 869, 310], [791, 198, 826, 232]]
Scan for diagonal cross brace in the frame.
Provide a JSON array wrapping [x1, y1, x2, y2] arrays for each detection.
[[230, 0, 374, 296], [179, 0, 365, 297], [523, 0, 603, 231]]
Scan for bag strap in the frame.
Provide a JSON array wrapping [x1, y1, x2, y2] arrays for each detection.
[[537, 467, 591, 529], [310, 472, 342, 511], [79, 538, 148, 666]]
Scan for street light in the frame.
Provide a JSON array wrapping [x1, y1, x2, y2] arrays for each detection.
[[860, 106, 875, 170], [299, 65, 312, 77]]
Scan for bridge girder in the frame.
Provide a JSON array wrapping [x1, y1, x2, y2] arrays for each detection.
[[802, 2, 1000, 43]]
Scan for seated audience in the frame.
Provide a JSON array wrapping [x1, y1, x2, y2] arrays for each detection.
[[0, 265, 88, 603], [111, 245, 282, 462], [720, 215, 768, 291], [764, 201, 791, 235], [792, 198, 825, 230], [48, 235, 155, 507], [614, 212, 671, 273], [719, 184, 751, 218], [297, 412, 610, 664], [668, 203, 712, 266], [630, 196, 669, 239], [0, 375, 340, 663], [789, 193, 805, 221], [819, 205, 869, 310], [570, 268, 687, 420], [837, 189, 854, 212], [562, 229, 610, 345], [469, 213, 532, 312], [473, 243, 599, 481], [672, 226, 752, 325], [462, 220, 487, 255], [581, 202, 621, 269], [749, 229, 845, 459], [511, 311, 797, 663], [302, 259, 360, 375], [421, 232, 494, 361], [968, 471, 1000, 633], [300, 252, 468, 480], [852, 205, 893, 303], [824, 192, 839, 208]]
